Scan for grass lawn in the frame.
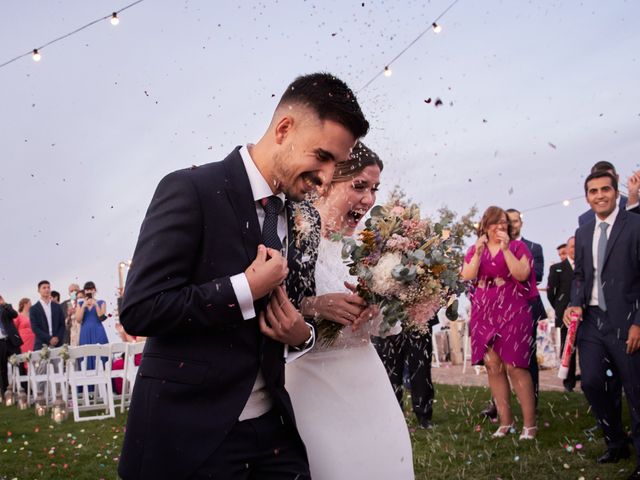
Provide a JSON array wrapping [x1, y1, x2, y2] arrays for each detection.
[[1, 384, 636, 479]]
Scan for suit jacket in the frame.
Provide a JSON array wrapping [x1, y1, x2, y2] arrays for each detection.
[[118, 147, 319, 480], [546, 259, 573, 328], [578, 195, 634, 227], [0, 303, 22, 354], [571, 208, 640, 334], [29, 301, 65, 350], [521, 237, 548, 321]]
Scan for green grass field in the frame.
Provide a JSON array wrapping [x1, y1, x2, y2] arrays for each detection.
[[0, 384, 636, 479]]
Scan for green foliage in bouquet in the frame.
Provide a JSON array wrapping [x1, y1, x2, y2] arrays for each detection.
[[337, 188, 477, 340]]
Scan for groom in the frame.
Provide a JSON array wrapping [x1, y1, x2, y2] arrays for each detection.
[[118, 73, 369, 479]]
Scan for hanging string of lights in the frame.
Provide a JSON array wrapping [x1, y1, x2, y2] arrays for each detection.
[[0, 0, 145, 70], [358, 0, 461, 92]]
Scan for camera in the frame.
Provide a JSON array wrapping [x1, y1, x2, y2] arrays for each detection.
[[85, 292, 93, 299]]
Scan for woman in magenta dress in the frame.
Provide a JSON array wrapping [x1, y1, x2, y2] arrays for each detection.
[[462, 206, 537, 440], [13, 298, 35, 353]]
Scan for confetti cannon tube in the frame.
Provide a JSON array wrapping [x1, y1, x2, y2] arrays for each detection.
[[558, 311, 580, 379]]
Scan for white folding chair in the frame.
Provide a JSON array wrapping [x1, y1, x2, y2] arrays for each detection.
[[47, 347, 68, 404], [120, 341, 145, 413], [27, 351, 50, 405], [67, 344, 115, 422], [431, 330, 441, 368], [10, 353, 29, 396], [462, 319, 471, 374]]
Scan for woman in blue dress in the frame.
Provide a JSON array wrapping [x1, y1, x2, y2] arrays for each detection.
[[75, 281, 109, 369]]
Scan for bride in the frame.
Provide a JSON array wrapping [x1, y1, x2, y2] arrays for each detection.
[[286, 142, 414, 479]]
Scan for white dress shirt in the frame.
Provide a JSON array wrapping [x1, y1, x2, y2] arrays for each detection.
[[39, 298, 53, 335], [232, 145, 314, 421], [589, 205, 619, 306]]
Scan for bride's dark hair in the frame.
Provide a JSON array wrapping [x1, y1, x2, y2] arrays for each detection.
[[331, 141, 384, 183]]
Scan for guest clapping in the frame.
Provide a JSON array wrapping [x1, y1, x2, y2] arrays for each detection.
[[462, 206, 538, 440]]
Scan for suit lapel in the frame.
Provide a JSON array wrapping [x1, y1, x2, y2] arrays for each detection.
[[603, 209, 626, 270], [583, 221, 596, 278], [222, 149, 262, 262]]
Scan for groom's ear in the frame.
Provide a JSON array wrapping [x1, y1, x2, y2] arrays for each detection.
[[274, 115, 294, 145]]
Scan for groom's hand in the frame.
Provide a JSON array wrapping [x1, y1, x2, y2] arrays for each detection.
[[246, 245, 289, 300], [260, 286, 311, 346]]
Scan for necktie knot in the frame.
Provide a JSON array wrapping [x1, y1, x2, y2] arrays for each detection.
[[261, 196, 284, 215], [599, 221, 609, 233]]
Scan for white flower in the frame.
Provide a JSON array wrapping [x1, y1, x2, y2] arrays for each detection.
[[370, 252, 404, 295]]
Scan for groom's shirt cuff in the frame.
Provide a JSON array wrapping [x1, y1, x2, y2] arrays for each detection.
[[284, 323, 316, 363], [230, 273, 256, 320]]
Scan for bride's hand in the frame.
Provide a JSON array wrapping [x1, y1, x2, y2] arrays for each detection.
[[302, 293, 366, 326], [352, 305, 380, 331]]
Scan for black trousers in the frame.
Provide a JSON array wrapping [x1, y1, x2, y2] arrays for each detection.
[[559, 325, 577, 389], [529, 295, 547, 407], [578, 307, 640, 459], [0, 338, 8, 395], [191, 409, 310, 480], [373, 330, 434, 424]]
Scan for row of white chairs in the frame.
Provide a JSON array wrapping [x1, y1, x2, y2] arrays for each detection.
[[7, 341, 145, 422]]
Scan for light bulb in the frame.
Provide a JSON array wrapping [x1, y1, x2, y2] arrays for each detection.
[[432, 22, 442, 34], [383, 66, 392, 77], [110, 12, 120, 26], [562, 200, 570, 207], [32, 49, 41, 62]]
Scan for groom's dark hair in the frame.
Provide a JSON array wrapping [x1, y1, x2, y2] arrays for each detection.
[[277, 72, 369, 139]]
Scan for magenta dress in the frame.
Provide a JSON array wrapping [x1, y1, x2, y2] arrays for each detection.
[[465, 240, 537, 368]]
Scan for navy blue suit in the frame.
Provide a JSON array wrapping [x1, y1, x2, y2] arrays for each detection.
[[118, 148, 319, 480], [521, 237, 547, 404], [29, 301, 65, 350], [571, 208, 640, 458]]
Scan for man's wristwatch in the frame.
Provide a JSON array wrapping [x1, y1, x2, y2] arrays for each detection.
[[293, 324, 314, 351]]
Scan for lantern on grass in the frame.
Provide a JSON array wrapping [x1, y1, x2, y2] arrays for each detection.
[[3, 387, 14, 407], [34, 393, 47, 416], [17, 389, 28, 410], [51, 393, 68, 423]]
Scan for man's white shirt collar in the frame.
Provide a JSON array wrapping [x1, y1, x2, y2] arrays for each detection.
[[595, 205, 619, 229], [239, 145, 286, 204]]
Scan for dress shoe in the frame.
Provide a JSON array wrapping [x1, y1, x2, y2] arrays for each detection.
[[480, 402, 498, 421], [596, 446, 630, 464], [418, 420, 434, 430]]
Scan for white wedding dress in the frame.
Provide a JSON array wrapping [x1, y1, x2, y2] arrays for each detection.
[[286, 236, 415, 479]]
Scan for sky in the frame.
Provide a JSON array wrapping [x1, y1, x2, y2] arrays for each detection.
[[1, 0, 639, 323]]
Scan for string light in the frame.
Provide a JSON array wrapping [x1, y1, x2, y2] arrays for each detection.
[[358, 0, 461, 91], [0, 0, 144, 70], [521, 195, 583, 214], [383, 66, 393, 77]]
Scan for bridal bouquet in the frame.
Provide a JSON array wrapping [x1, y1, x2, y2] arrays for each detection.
[[338, 191, 476, 337]]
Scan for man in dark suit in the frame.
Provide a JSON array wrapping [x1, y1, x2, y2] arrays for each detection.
[[578, 161, 639, 227], [373, 314, 440, 429], [29, 280, 65, 351], [565, 171, 640, 480], [547, 236, 576, 391], [118, 73, 369, 480], [0, 294, 21, 397]]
